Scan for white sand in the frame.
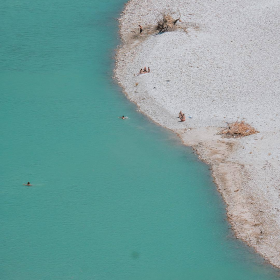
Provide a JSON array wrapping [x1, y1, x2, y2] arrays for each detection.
[[116, 0, 280, 268]]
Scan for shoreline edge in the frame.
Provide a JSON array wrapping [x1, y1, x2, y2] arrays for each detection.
[[115, 0, 280, 269]]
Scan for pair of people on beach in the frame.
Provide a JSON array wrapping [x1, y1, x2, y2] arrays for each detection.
[[139, 67, 150, 74], [179, 111, 186, 122]]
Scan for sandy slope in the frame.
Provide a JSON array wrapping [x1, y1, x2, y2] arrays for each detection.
[[115, 0, 280, 268]]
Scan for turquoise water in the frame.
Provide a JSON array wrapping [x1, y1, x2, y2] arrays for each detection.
[[0, 0, 279, 279]]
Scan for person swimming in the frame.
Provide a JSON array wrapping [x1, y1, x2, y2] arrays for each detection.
[[24, 182, 32, 186], [119, 116, 128, 119]]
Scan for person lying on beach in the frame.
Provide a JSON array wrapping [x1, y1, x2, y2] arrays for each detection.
[[139, 67, 150, 75], [180, 114, 186, 122]]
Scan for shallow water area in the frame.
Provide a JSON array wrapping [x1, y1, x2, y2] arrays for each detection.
[[0, 0, 279, 279]]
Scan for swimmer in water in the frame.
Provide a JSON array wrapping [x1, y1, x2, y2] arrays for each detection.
[[25, 182, 32, 186], [119, 116, 128, 119]]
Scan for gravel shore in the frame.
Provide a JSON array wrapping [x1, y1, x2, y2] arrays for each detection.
[[115, 0, 280, 268]]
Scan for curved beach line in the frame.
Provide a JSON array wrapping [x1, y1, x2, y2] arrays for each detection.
[[115, 0, 280, 268]]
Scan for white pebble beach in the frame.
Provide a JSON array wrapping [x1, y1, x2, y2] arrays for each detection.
[[115, 0, 280, 268]]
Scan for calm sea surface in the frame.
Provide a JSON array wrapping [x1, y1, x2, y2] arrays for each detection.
[[0, 0, 279, 279]]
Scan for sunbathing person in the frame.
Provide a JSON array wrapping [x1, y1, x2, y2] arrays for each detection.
[[143, 67, 147, 73], [180, 114, 186, 122], [179, 111, 183, 118]]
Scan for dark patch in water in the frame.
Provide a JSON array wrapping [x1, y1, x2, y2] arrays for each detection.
[[131, 251, 140, 260]]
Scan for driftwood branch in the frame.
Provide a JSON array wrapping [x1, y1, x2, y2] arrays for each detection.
[[220, 121, 259, 137], [157, 14, 180, 33]]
